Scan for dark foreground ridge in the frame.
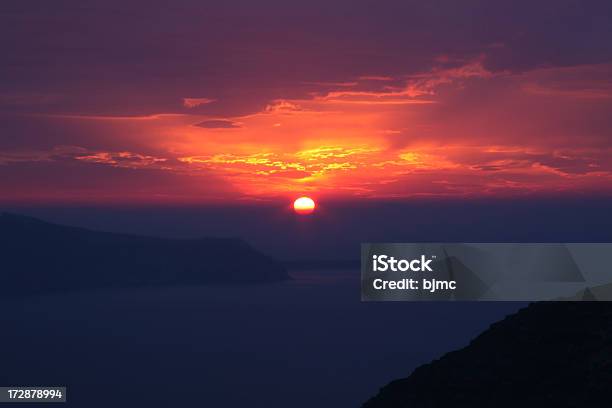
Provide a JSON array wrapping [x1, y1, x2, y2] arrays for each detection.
[[0, 213, 289, 295], [363, 302, 612, 408]]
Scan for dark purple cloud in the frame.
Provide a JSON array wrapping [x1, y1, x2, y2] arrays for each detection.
[[2, 0, 612, 117]]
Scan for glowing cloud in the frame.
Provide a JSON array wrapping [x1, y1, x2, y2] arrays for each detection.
[[182, 98, 215, 108]]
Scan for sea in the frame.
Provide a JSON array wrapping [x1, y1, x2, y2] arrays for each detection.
[[0, 269, 523, 407]]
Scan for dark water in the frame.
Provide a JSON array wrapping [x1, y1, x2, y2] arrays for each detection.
[[0, 270, 523, 407]]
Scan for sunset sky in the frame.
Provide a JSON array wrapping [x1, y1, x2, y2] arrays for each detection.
[[2, 1, 612, 203]]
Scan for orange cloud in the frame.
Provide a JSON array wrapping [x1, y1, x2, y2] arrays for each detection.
[[5, 61, 612, 202]]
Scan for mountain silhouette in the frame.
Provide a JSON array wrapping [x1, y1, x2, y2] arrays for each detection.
[[0, 213, 289, 295], [363, 302, 612, 407]]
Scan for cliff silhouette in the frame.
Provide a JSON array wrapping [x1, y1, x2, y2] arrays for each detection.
[[0, 213, 289, 295], [363, 302, 612, 407]]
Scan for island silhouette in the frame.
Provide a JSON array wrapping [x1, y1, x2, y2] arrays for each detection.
[[0, 213, 289, 295]]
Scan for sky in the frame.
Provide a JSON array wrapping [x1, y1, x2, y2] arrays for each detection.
[[2, 0, 612, 204]]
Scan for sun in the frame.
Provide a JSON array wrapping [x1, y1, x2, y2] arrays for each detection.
[[293, 196, 316, 215]]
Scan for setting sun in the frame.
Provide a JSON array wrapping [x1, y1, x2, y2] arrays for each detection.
[[293, 196, 316, 215]]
